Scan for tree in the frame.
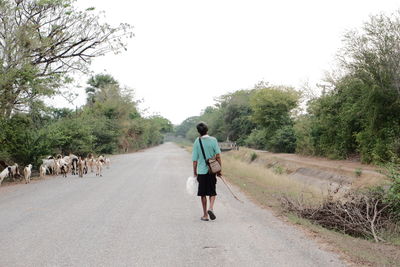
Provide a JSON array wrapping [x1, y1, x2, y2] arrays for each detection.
[[0, 0, 133, 117], [299, 11, 400, 162], [250, 86, 300, 133], [148, 115, 173, 133], [216, 89, 256, 144], [85, 74, 119, 104], [246, 85, 300, 151], [175, 116, 199, 138], [340, 11, 400, 98]]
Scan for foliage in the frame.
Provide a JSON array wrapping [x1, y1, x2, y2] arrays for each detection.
[[295, 12, 400, 163], [250, 85, 300, 132], [244, 128, 268, 149], [177, 10, 400, 163], [0, 73, 172, 169], [385, 165, 400, 220], [176, 84, 300, 153], [250, 152, 257, 162], [268, 125, 297, 153], [174, 116, 199, 138], [216, 90, 256, 144], [0, 0, 133, 118]]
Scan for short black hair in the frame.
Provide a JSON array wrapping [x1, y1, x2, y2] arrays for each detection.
[[196, 122, 208, 136]]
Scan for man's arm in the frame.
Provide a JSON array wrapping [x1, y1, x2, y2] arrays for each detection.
[[193, 161, 198, 177]]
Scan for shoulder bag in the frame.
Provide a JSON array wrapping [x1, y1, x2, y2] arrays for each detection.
[[199, 137, 221, 174]]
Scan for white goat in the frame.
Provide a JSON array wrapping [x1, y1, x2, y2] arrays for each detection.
[[23, 164, 32, 184], [8, 163, 20, 181], [42, 159, 56, 175], [39, 165, 47, 178], [54, 161, 61, 176], [105, 158, 111, 169], [0, 167, 10, 186]]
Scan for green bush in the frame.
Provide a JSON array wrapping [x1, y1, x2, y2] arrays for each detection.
[[250, 152, 258, 162], [268, 125, 296, 153], [385, 165, 400, 219], [245, 129, 268, 149]]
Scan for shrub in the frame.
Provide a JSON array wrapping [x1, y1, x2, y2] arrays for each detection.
[[273, 165, 285, 174], [250, 152, 258, 162], [355, 168, 362, 177], [385, 165, 400, 219], [245, 129, 268, 149], [268, 125, 296, 153]]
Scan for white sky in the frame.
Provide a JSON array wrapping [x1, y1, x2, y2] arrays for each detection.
[[49, 0, 400, 124]]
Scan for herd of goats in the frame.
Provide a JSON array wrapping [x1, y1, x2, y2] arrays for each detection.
[[0, 154, 111, 186]]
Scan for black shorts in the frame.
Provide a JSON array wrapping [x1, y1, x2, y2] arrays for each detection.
[[197, 173, 217, 196]]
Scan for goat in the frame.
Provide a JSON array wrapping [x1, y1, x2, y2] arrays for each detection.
[[54, 161, 61, 176], [95, 158, 103, 177], [57, 158, 69, 178], [69, 154, 78, 175], [77, 157, 85, 178], [60, 164, 68, 178], [8, 164, 20, 181], [87, 153, 95, 173], [62, 156, 70, 164], [105, 158, 111, 169], [88, 158, 95, 173], [42, 159, 56, 175], [39, 165, 47, 178], [0, 167, 11, 186], [71, 158, 78, 175], [83, 158, 88, 174], [23, 164, 32, 184]]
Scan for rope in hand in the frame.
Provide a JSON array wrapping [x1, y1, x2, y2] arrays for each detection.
[[217, 175, 243, 203]]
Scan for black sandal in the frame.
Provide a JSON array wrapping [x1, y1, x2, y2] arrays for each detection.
[[201, 217, 209, 221], [207, 210, 216, 220]]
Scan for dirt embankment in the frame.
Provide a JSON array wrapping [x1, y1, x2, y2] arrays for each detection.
[[226, 148, 388, 191]]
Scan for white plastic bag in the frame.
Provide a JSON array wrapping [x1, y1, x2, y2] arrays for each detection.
[[186, 176, 198, 196]]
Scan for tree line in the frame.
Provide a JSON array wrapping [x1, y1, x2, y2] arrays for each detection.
[[0, 0, 172, 170], [0, 73, 172, 168], [176, 11, 400, 164]]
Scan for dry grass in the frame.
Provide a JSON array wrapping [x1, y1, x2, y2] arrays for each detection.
[[178, 143, 400, 266], [228, 147, 388, 190], [221, 149, 400, 267], [223, 153, 325, 207]]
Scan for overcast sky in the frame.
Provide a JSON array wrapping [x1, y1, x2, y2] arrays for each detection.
[[49, 0, 400, 124]]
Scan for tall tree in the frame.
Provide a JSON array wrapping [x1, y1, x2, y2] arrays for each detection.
[[0, 0, 133, 117]]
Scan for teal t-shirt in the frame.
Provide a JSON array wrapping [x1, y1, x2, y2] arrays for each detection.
[[192, 136, 221, 175]]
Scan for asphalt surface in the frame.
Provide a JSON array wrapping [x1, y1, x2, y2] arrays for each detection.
[[0, 143, 346, 267]]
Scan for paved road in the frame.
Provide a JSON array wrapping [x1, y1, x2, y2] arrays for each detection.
[[0, 143, 346, 267]]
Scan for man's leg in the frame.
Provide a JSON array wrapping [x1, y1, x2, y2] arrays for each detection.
[[209, 196, 216, 211], [201, 196, 208, 218]]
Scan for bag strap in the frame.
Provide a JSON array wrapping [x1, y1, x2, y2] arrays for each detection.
[[198, 137, 208, 163]]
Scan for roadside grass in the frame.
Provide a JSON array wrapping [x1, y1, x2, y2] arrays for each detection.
[[222, 153, 325, 208], [221, 150, 400, 267], [230, 147, 388, 190], [177, 142, 399, 266]]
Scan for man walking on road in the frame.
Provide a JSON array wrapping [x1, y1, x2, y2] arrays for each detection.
[[192, 122, 222, 221]]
